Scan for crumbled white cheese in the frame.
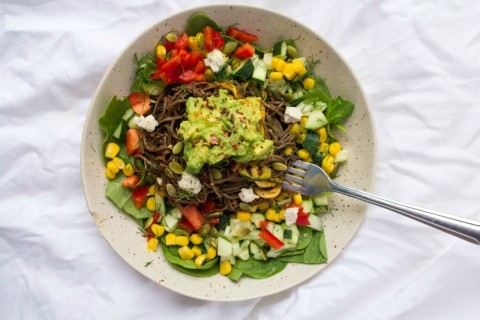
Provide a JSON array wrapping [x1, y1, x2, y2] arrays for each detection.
[[284, 207, 300, 226], [134, 114, 158, 132], [284, 106, 303, 123], [178, 172, 202, 194], [238, 188, 259, 203], [204, 49, 227, 72]]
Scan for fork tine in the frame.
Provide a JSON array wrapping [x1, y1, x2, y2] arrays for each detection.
[[281, 181, 305, 194], [286, 167, 306, 176], [291, 160, 310, 169], [284, 173, 304, 185]]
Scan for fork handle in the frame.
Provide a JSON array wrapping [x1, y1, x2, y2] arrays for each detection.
[[331, 181, 480, 245]]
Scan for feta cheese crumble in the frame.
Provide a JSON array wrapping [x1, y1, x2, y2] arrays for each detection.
[[178, 172, 202, 194], [238, 188, 259, 203], [284, 106, 303, 123], [204, 49, 227, 72], [284, 207, 300, 226], [134, 114, 158, 132]]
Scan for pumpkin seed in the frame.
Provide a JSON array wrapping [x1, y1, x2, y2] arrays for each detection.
[[211, 168, 222, 180], [199, 224, 211, 238], [166, 183, 177, 197], [172, 141, 184, 155], [236, 226, 251, 237], [239, 202, 253, 212], [287, 45, 298, 58], [272, 162, 288, 171], [207, 211, 223, 218], [164, 168, 174, 179], [144, 217, 154, 229], [209, 226, 219, 238], [168, 162, 183, 175], [209, 238, 217, 248]]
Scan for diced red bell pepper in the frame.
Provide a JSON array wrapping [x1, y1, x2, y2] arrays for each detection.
[[161, 55, 181, 72], [259, 224, 284, 250], [203, 26, 225, 52], [164, 38, 175, 52], [234, 43, 255, 59], [226, 27, 259, 43], [174, 33, 189, 51], [132, 185, 149, 209], [296, 212, 311, 226], [179, 204, 205, 231], [125, 128, 141, 155], [194, 60, 206, 74]]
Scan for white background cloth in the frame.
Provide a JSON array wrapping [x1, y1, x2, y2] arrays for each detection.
[[1, 0, 480, 319]]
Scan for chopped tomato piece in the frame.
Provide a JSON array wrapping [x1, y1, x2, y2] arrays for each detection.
[[234, 43, 255, 59], [296, 212, 311, 226], [174, 33, 189, 50], [122, 175, 140, 189], [200, 199, 216, 214], [178, 70, 197, 84], [179, 204, 205, 231], [259, 223, 284, 250], [177, 219, 195, 235], [203, 26, 225, 52], [194, 60, 206, 74], [226, 27, 259, 43], [132, 185, 149, 209], [129, 92, 151, 115], [125, 128, 141, 155]]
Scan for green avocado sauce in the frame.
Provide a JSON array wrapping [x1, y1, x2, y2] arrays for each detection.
[[178, 89, 274, 174]]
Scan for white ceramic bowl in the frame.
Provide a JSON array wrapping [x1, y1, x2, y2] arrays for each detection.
[[81, 4, 376, 301]]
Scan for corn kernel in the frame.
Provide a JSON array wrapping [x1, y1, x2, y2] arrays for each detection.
[[278, 209, 285, 220], [190, 233, 203, 245], [271, 57, 283, 70], [275, 59, 287, 72], [122, 164, 134, 176], [315, 127, 327, 143], [322, 154, 335, 174], [329, 142, 342, 156], [195, 32, 204, 48], [148, 184, 156, 195], [265, 208, 276, 221], [283, 63, 297, 80], [188, 36, 199, 51], [192, 246, 202, 257], [204, 67, 214, 81], [151, 224, 164, 237], [156, 190, 166, 198], [165, 233, 177, 246], [111, 157, 125, 170], [290, 123, 301, 135], [237, 211, 251, 221], [284, 147, 293, 156], [106, 161, 120, 174], [220, 260, 232, 275], [147, 238, 159, 252], [292, 59, 305, 72], [273, 213, 282, 223], [146, 197, 156, 211], [299, 117, 308, 128], [175, 236, 190, 247], [293, 193, 303, 205], [195, 254, 207, 267], [269, 71, 284, 80], [155, 45, 166, 60], [105, 142, 120, 159], [297, 66, 307, 76], [305, 156, 313, 163], [297, 149, 310, 160], [303, 77, 316, 90], [319, 142, 329, 153], [105, 169, 116, 180], [178, 246, 194, 260], [206, 247, 217, 260]]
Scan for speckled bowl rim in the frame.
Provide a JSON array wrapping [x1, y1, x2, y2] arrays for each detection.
[[81, 4, 377, 301]]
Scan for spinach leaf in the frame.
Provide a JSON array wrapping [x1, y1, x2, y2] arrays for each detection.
[[166, 259, 220, 277], [303, 77, 331, 105], [279, 230, 327, 264], [161, 243, 219, 270], [105, 175, 153, 220], [276, 226, 313, 257], [325, 96, 354, 125], [233, 258, 287, 279], [302, 132, 320, 155], [98, 96, 131, 161], [185, 12, 222, 36]]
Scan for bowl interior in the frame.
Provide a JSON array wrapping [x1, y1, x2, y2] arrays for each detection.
[[81, 4, 376, 301]]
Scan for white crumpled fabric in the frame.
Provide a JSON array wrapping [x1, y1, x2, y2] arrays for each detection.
[[1, 0, 480, 319]]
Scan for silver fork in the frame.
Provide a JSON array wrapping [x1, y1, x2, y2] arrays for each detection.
[[282, 160, 480, 245]]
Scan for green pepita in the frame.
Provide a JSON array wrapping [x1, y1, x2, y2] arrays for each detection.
[[164, 168, 175, 179], [287, 45, 298, 58], [239, 202, 253, 212], [172, 141, 184, 155], [272, 162, 288, 171], [199, 224, 211, 238], [168, 162, 183, 175], [207, 211, 223, 218], [209, 226, 219, 238], [166, 183, 177, 197], [211, 168, 222, 180]]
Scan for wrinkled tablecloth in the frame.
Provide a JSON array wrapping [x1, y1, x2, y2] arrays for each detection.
[[1, 0, 480, 319]]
